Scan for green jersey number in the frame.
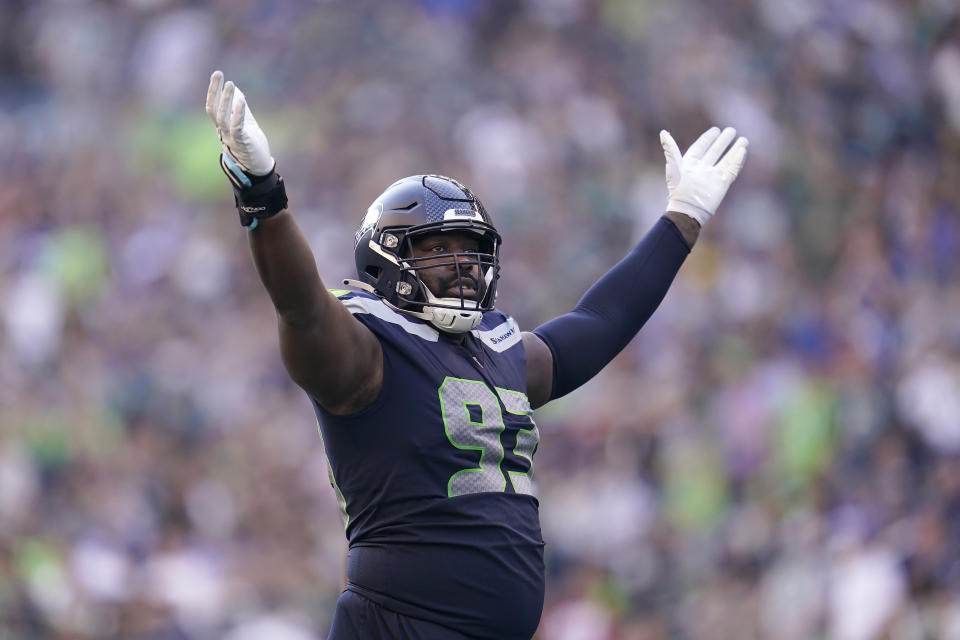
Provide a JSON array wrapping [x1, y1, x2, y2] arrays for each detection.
[[438, 377, 540, 498]]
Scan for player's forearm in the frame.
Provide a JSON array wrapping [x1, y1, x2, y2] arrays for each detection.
[[532, 216, 689, 400], [247, 209, 330, 325]]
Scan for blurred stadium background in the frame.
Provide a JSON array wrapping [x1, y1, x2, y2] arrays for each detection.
[[2, 0, 960, 638]]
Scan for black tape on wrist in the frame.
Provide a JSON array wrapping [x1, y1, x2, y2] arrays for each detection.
[[221, 157, 289, 228], [234, 173, 288, 229]]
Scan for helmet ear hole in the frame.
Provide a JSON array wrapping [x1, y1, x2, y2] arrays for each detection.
[[365, 265, 381, 279]]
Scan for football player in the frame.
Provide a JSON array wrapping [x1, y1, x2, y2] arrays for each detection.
[[206, 70, 747, 639]]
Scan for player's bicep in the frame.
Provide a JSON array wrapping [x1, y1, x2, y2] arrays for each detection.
[[278, 292, 383, 414], [522, 331, 553, 410]]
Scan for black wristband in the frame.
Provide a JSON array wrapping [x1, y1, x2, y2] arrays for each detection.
[[234, 173, 288, 228], [220, 155, 289, 228]]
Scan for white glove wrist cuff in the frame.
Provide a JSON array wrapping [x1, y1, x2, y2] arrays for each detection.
[[666, 199, 711, 226]]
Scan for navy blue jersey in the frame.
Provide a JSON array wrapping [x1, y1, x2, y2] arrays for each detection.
[[313, 291, 544, 639]]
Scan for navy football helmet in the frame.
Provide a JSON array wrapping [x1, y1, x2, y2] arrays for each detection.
[[348, 175, 501, 333]]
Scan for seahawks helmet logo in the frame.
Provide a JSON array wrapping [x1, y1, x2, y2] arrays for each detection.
[[355, 202, 383, 246]]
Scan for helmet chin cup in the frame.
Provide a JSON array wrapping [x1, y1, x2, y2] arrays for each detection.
[[422, 291, 482, 333], [427, 306, 483, 333]]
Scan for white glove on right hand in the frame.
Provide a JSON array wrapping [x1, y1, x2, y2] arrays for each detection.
[[205, 70, 275, 183], [660, 126, 748, 226]]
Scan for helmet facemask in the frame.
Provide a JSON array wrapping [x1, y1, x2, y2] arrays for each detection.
[[393, 225, 500, 333]]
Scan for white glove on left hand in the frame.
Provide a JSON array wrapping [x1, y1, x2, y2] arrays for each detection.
[[660, 126, 748, 226], [205, 70, 275, 181]]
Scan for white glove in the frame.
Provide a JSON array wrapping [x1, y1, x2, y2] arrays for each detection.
[[660, 126, 748, 226], [205, 70, 275, 185]]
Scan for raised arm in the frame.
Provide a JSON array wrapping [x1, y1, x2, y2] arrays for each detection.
[[206, 71, 382, 415], [524, 126, 748, 408]]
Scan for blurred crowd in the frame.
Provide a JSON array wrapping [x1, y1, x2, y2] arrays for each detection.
[[2, 0, 960, 638]]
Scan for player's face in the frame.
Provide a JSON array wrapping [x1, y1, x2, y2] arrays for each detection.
[[409, 231, 484, 301]]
